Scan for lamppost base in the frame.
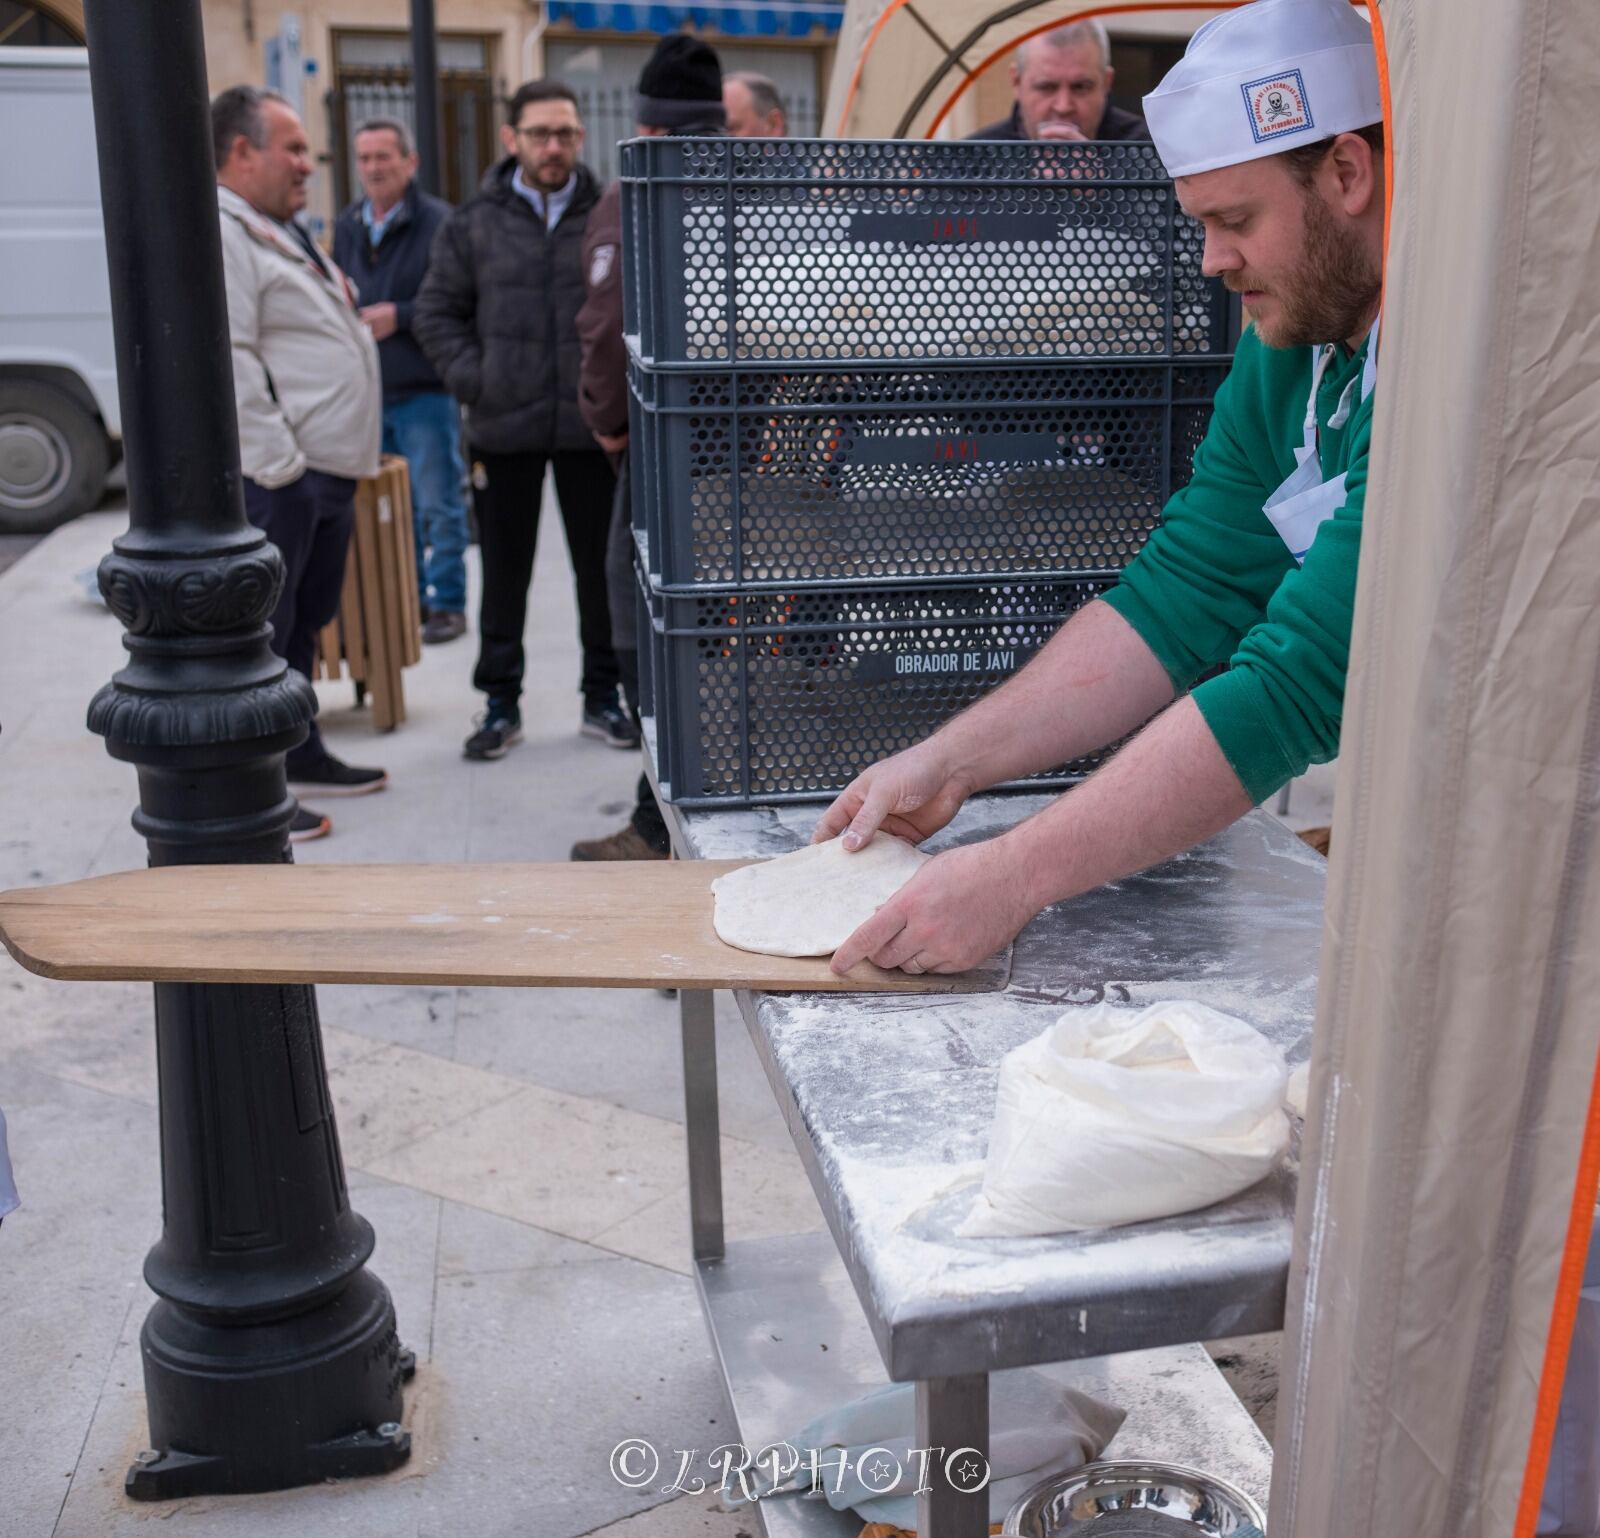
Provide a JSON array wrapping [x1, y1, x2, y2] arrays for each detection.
[[125, 1270, 417, 1501], [126, 1422, 413, 1501]]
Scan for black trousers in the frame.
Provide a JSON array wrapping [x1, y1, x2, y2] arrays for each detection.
[[243, 469, 356, 770], [469, 446, 619, 711], [605, 455, 669, 853]]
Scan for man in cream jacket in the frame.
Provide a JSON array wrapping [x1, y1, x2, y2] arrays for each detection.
[[213, 85, 386, 841]]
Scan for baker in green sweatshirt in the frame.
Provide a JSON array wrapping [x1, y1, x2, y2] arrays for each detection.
[[820, 0, 1386, 977]]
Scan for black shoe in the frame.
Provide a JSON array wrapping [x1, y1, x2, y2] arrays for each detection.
[[464, 701, 522, 760], [581, 700, 641, 750], [422, 610, 467, 645], [288, 751, 389, 796], [289, 805, 332, 843]]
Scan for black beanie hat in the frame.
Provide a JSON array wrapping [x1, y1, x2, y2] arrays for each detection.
[[635, 34, 726, 130]]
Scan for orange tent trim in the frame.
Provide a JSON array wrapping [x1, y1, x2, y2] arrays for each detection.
[[1516, 1035, 1600, 1533]]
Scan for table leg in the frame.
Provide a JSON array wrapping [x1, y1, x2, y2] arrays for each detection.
[[915, 1374, 991, 1538], [680, 988, 724, 1262]]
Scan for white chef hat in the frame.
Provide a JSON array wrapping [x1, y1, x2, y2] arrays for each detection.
[[1143, 0, 1382, 178]]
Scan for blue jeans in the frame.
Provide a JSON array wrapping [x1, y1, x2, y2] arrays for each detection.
[[382, 391, 469, 613]]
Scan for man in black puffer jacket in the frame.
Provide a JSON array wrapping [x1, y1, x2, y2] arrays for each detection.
[[414, 80, 631, 761]]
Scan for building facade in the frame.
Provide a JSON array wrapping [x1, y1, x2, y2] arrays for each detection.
[[199, 0, 842, 232]]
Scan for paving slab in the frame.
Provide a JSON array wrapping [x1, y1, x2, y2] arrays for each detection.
[[452, 987, 798, 1155], [584, 1493, 758, 1537], [0, 1066, 155, 1538], [418, 1252, 736, 1535], [362, 1074, 817, 1274]]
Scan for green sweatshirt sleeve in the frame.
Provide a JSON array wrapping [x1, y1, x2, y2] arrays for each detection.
[[1102, 328, 1370, 804], [1102, 331, 1297, 690], [1191, 403, 1369, 803]]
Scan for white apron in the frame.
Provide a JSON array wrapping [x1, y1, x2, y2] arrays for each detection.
[[1262, 317, 1380, 564]]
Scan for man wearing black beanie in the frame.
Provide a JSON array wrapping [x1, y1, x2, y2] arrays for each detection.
[[569, 34, 725, 863], [634, 35, 727, 131]]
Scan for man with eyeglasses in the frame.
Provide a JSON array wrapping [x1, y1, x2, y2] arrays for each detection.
[[415, 81, 631, 761]]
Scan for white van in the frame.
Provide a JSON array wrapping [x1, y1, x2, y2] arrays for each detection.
[[0, 46, 120, 533]]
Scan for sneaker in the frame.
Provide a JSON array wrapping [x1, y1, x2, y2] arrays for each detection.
[[422, 609, 467, 645], [570, 824, 669, 861], [289, 805, 332, 843], [580, 700, 641, 750], [464, 702, 522, 761], [288, 751, 389, 796]]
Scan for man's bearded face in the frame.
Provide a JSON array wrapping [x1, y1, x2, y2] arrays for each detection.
[[1179, 150, 1382, 350], [1229, 184, 1382, 348]]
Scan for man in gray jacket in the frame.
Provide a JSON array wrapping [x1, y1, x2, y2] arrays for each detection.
[[214, 85, 386, 841], [414, 81, 631, 762]]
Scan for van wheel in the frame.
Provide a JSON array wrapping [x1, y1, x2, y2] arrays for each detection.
[[0, 380, 111, 535]]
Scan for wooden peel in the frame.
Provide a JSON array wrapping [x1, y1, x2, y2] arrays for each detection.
[[0, 862, 1010, 994]]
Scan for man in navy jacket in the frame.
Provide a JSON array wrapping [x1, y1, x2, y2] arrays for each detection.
[[334, 117, 470, 644]]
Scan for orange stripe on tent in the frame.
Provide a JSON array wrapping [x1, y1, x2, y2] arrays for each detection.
[[1371, 0, 1393, 262], [834, 0, 914, 135], [1516, 1038, 1600, 1536]]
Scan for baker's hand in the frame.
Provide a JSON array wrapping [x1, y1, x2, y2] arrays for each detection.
[[595, 429, 628, 455], [1036, 119, 1089, 142], [811, 742, 974, 852], [830, 837, 1035, 976]]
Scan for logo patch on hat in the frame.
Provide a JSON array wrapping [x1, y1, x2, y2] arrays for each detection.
[[1242, 69, 1314, 144]]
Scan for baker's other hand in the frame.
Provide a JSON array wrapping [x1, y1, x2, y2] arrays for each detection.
[[830, 837, 1034, 977], [810, 743, 975, 853]]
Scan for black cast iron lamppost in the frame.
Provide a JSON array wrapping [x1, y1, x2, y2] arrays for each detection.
[[81, 0, 412, 1499]]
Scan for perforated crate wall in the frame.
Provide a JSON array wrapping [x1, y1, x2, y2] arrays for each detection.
[[620, 137, 1233, 369], [643, 577, 1114, 806], [630, 361, 1227, 590]]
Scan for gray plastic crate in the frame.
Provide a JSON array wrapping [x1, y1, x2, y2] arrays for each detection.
[[619, 136, 1231, 369], [640, 571, 1115, 807], [629, 360, 1226, 591]]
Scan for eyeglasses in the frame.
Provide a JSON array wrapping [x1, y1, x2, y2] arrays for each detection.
[[515, 125, 581, 146]]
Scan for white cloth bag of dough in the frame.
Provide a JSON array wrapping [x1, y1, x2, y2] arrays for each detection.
[[962, 1000, 1290, 1236]]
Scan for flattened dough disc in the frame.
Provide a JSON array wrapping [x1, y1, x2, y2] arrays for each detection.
[[711, 835, 929, 957]]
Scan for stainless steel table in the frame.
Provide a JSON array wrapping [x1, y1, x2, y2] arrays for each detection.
[[647, 752, 1323, 1537]]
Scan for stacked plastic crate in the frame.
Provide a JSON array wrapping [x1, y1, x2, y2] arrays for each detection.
[[621, 136, 1236, 808]]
